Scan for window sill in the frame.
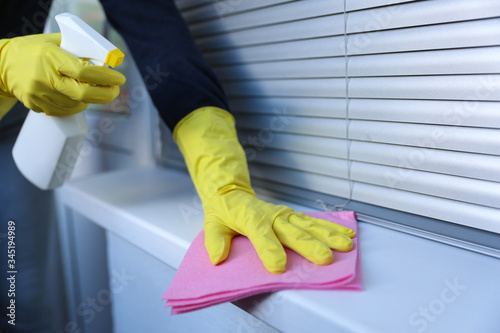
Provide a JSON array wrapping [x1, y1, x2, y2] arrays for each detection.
[[58, 167, 500, 333]]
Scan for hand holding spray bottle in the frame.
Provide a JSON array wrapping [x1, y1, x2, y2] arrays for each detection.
[[12, 13, 124, 190]]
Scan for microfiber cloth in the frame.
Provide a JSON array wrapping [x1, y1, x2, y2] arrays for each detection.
[[162, 211, 362, 314]]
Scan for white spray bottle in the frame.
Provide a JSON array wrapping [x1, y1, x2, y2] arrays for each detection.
[[12, 13, 124, 190]]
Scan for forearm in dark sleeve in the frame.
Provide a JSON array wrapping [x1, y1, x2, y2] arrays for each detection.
[[99, 0, 229, 130]]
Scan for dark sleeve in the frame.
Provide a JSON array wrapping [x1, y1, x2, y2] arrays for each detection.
[[0, 0, 53, 38], [99, 0, 230, 130]]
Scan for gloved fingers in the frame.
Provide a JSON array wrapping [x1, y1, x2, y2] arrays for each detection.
[[290, 221, 353, 252], [32, 33, 126, 89], [29, 95, 87, 116], [246, 223, 287, 274], [273, 218, 333, 266], [288, 213, 354, 252], [291, 212, 356, 238], [54, 76, 121, 104], [40, 89, 88, 108], [59, 59, 126, 87], [204, 219, 238, 265]]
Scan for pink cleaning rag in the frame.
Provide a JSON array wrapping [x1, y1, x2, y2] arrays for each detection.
[[162, 211, 362, 314]]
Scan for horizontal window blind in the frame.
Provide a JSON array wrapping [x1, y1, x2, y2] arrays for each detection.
[[168, 0, 500, 252]]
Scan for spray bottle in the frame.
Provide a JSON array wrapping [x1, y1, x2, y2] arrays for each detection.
[[12, 13, 124, 190]]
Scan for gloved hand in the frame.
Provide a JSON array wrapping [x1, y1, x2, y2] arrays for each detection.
[[0, 33, 125, 117], [174, 107, 355, 274]]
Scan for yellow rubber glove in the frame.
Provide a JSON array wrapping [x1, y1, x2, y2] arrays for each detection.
[[0, 95, 17, 120], [174, 107, 356, 274], [0, 33, 126, 118]]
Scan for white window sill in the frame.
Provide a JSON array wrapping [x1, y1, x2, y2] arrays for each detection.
[[58, 166, 500, 333]]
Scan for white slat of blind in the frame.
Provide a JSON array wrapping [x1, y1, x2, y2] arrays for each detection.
[[240, 132, 500, 183], [236, 115, 346, 138], [180, 0, 295, 24], [173, 0, 500, 234], [352, 183, 500, 232], [230, 97, 500, 129], [187, 0, 479, 39], [237, 130, 348, 159], [229, 97, 346, 118], [346, 18, 500, 55], [251, 150, 348, 179], [214, 58, 345, 80], [347, 0, 416, 11], [350, 142, 500, 183], [223, 75, 500, 101], [349, 121, 500, 155], [349, 99, 500, 128], [214, 47, 500, 80], [204, 36, 344, 65], [250, 162, 500, 232], [224, 79, 346, 98], [349, 75, 500, 101], [351, 162, 500, 208], [248, 164, 351, 199], [201, 18, 500, 65], [196, 15, 344, 51], [248, 149, 500, 208], [349, 47, 500, 76], [194, 0, 500, 51], [347, 0, 500, 33], [188, 0, 343, 37]]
